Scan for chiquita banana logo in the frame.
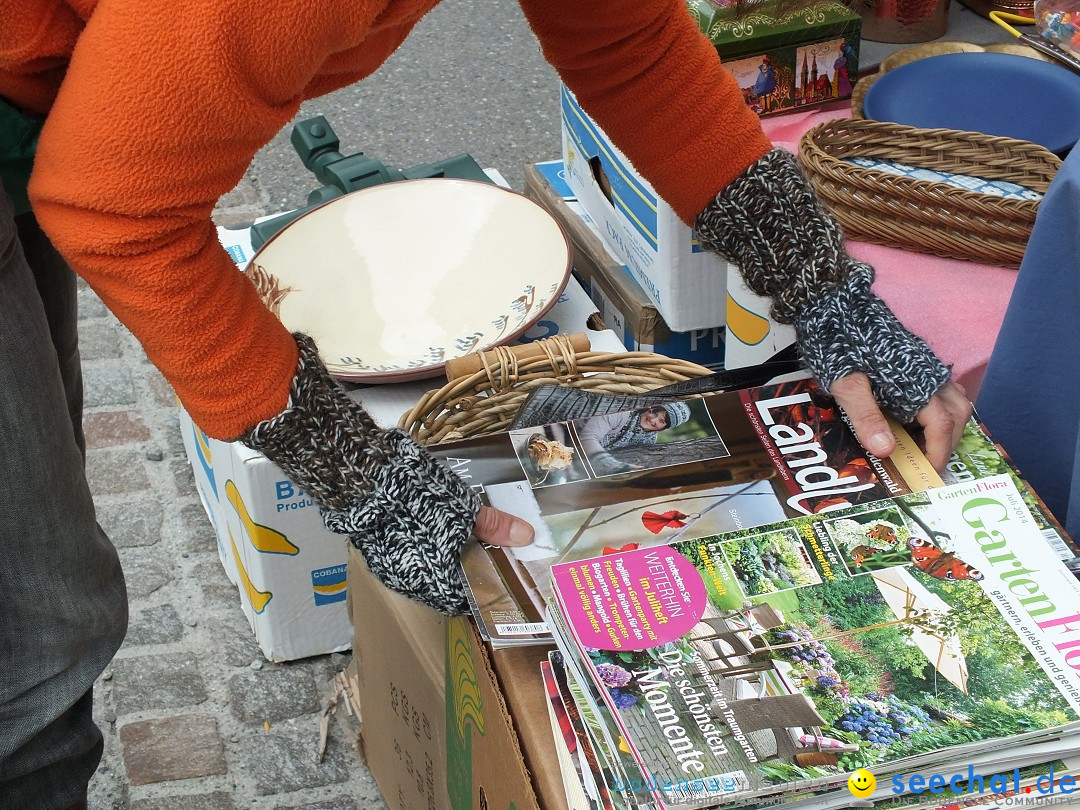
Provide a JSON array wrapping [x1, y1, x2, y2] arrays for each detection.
[[726, 291, 772, 347], [228, 527, 272, 613], [225, 480, 299, 555], [446, 616, 484, 810], [193, 426, 217, 497]]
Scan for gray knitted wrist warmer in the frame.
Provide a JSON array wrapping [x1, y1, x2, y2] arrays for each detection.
[[694, 149, 850, 324], [241, 334, 479, 615], [695, 148, 951, 422], [795, 262, 952, 423]]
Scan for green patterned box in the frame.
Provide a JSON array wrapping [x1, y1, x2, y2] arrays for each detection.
[[687, 0, 861, 116]]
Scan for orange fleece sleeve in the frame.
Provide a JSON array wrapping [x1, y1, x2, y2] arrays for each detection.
[[518, 0, 774, 225], [28, 0, 410, 439]]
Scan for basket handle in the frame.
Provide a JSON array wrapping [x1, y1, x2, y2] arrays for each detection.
[[443, 332, 591, 382]]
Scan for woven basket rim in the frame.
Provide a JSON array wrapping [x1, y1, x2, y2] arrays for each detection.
[[801, 118, 1061, 191], [849, 70, 877, 119], [797, 116, 1061, 267]]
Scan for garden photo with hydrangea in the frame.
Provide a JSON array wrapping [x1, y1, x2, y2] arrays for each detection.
[[733, 568, 1074, 779], [571, 486, 1079, 796], [678, 503, 1074, 782]]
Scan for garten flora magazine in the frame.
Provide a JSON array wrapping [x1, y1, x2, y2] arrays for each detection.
[[545, 474, 1080, 810], [427, 378, 941, 646], [544, 638, 1080, 810]]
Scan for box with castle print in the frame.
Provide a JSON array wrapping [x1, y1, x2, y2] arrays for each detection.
[[687, 0, 862, 116]]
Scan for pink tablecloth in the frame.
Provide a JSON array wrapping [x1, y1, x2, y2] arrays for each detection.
[[760, 105, 1018, 399]]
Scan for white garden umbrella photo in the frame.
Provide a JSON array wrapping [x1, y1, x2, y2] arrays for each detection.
[[870, 566, 969, 694]]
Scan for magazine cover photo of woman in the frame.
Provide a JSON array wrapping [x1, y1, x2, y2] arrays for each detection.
[[572, 399, 730, 477]]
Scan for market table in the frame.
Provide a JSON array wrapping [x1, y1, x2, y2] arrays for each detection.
[[343, 115, 1044, 810], [763, 96, 1080, 536], [344, 61, 1068, 810]]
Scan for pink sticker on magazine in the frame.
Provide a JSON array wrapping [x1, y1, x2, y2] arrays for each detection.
[[554, 547, 707, 651]]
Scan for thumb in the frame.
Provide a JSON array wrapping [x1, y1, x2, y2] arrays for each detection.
[[828, 373, 896, 459], [473, 505, 534, 547]]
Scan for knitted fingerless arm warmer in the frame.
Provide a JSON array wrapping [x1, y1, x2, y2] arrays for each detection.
[[240, 334, 479, 615], [694, 149, 951, 423]]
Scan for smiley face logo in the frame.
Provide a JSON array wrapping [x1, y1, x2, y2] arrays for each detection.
[[848, 768, 876, 798]]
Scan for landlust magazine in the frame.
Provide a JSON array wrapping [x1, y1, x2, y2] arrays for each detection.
[[426, 378, 940, 646]]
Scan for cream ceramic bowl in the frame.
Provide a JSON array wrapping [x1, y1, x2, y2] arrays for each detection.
[[246, 178, 572, 382]]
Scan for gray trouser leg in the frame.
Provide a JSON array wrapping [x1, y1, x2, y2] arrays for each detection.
[[15, 211, 85, 456], [0, 189, 128, 808]]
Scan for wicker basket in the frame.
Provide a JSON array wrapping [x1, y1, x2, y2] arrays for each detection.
[[398, 334, 713, 445], [798, 117, 1061, 266]]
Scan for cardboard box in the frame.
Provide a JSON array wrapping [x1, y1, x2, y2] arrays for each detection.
[[177, 223, 353, 661], [347, 552, 566, 810], [559, 85, 731, 333], [686, 0, 861, 116], [525, 160, 726, 370], [179, 406, 353, 662]]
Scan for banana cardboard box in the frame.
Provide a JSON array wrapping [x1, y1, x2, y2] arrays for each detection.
[[723, 263, 797, 369], [179, 405, 352, 662], [559, 84, 732, 333], [347, 552, 565, 810], [525, 160, 726, 371]]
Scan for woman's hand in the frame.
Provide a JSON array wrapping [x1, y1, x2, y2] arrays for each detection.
[[241, 334, 532, 615], [693, 149, 968, 468], [830, 373, 972, 471]]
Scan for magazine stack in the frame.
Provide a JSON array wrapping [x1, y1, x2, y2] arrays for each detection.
[[429, 378, 1080, 810]]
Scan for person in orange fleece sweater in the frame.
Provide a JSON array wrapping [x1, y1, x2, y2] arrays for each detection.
[[1, 0, 971, 804]]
